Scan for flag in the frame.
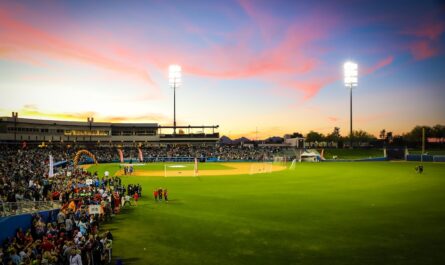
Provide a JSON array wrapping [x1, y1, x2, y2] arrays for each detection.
[[49, 155, 54, 178], [118, 149, 124, 163], [138, 148, 143, 162]]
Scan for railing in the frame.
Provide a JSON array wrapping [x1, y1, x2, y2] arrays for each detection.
[[144, 156, 197, 162], [159, 133, 220, 138], [0, 201, 61, 217]]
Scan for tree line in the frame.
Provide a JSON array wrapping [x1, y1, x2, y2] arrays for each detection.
[[300, 124, 445, 148]]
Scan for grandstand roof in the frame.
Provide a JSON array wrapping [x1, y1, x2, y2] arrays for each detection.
[[0, 117, 158, 127]]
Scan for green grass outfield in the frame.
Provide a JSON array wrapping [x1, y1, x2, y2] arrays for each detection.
[[87, 162, 233, 176], [323, 149, 384, 159], [410, 150, 445, 155], [89, 162, 445, 265]]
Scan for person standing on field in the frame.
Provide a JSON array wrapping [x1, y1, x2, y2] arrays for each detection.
[[158, 188, 163, 200], [163, 189, 168, 202], [133, 192, 139, 206], [153, 189, 158, 201]]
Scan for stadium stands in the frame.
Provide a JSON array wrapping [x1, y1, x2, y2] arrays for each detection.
[[0, 144, 135, 264]]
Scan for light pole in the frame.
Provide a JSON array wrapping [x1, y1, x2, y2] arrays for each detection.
[[12, 112, 18, 142], [344, 61, 358, 149], [169, 65, 182, 135], [87, 117, 94, 142]]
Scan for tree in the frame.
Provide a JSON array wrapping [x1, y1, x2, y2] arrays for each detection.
[[391, 135, 405, 146], [344, 130, 376, 146], [379, 129, 386, 140], [386, 132, 393, 143], [403, 126, 432, 143], [290, 132, 304, 138], [432, 124, 445, 139], [326, 127, 341, 144], [306, 131, 324, 143]]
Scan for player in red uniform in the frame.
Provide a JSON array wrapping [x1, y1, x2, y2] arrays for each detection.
[[133, 192, 139, 206], [153, 189, 158, 201]]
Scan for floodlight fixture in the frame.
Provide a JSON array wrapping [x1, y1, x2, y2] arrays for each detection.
[[344, 61, 358, 87], [169, 64, 182, 88], [169, 64, 182, 134]]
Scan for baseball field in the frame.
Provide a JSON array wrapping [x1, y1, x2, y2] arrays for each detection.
[[87, 162, 445, 265]]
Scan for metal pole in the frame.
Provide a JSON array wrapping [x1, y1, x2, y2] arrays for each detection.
[[421, 127, 425, 163], [350, 85, 353, 149], [14, 118, 17, 142], [12, 112, 18, 142], [173, 82, 176, 135], [87, 117, 93, 142]]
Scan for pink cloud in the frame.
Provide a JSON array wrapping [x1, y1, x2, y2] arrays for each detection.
[[363, 56, 394, 75], [146, 21, 324, 81], [402, 21, 445, 40], [0, 9, 158, 90], [237, 0, 282, 42], [328, 116, 339, 122], [153, 14, 336, 101], [409, 40, 440, 60], [401, 20, 445, 60], [0, 1, 340, 102], [276, 75, 338, 101], [140, 1, 337, 82]]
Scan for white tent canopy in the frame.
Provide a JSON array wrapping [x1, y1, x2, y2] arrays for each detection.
[[300, 149, 322, 162]]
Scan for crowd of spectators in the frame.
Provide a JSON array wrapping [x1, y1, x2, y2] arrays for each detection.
[[0, 143, 291, 164], [212, 145, 286, 160], [140, 144, 290, 161], [0, 144, 145, 265], [1, 209, 114, 265], [0, 145, 66, 207]]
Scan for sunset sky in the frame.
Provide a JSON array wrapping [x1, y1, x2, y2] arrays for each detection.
[[1, 0, 444, 139]]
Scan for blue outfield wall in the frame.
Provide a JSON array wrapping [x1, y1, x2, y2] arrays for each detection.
[[406, 154, 437, 162], [0, 209, 59, 243], [434, 156, 445, 162]]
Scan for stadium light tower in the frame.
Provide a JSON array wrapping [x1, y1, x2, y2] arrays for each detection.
[[87, 117, 94, 142], [12, 112, 18, 142], [344, 61, 358, 149], [169, 64, 181, 135]]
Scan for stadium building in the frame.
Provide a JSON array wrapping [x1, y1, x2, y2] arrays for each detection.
[[0, 114, 219, 144]]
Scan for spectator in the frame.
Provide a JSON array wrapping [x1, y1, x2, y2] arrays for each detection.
[[69, 249, 83, 265]]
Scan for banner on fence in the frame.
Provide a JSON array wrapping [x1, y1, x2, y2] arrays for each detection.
[[89, 205, 101, 215]]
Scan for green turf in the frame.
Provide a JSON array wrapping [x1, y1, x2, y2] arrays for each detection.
[[87, 162, 233, 175], [409, 150, 445, 155], [323, 149, 384, 159], [91, 162, 445, 265]]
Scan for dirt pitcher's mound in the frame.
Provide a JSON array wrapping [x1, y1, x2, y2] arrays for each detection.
[[116, 163, 287, 177]]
